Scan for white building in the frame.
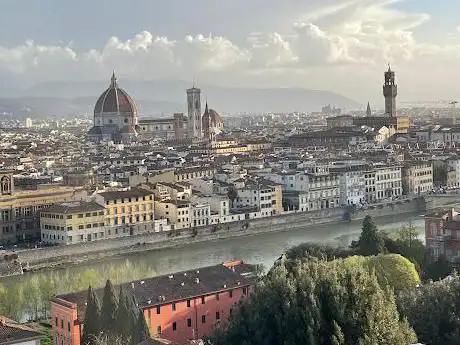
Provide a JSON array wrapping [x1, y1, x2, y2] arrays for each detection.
[[191, 203, 211, 227], [330, 162, 368, 206], [366, 165, 402, 202]]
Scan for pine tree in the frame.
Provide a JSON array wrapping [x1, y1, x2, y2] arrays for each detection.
[[82, 286, 101, 345], [100, 280, 119, 337], [357, 215, 385, 256]]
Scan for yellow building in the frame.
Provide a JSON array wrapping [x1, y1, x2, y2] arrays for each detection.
[[40, 201, 105, 244], [396, 116, 410, 133], [0, 171, 84, 245], [94, 188, 155, 231]]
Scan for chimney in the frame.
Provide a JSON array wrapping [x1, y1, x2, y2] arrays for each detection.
[[131, 282, 135, 289]]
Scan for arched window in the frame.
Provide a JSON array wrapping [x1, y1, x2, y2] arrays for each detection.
[[1, 176, 11, 194]]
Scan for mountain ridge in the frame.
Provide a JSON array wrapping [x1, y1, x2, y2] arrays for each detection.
[[0, 80, 360, 118]]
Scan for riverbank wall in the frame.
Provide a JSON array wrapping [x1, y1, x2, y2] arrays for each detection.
[[10, 197, 427, 274]]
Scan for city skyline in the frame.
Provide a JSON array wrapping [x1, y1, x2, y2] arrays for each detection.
[[0, 0, 460, 103]]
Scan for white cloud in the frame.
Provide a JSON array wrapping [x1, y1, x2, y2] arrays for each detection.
[[1, 0, 460, 102]]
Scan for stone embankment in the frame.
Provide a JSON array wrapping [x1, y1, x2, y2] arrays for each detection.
[[8, 197, 428, 276]]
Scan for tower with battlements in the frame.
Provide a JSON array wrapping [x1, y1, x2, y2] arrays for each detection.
[[383, 66, 397, 117]]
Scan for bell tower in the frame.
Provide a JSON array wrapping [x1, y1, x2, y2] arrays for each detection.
[[186, 86, 202, 138], [383, 65, 397, 117]]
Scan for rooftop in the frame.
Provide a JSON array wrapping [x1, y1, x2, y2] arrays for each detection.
[[98, 187, 153, 200], [0, 316, 45, 345], [41, 201, 104, 215], [55, 261, 256, 323]]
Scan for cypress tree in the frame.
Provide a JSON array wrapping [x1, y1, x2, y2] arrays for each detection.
[[100, 280, 118, 337], [81, 286, 101, 345], [133, 309, 150, 345], [358, 215, 385, 256], [115, 286, 131, 343], [126, 295, 140, 345]]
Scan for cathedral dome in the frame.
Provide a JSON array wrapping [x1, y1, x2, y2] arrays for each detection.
[[94, 72, 138, 117]]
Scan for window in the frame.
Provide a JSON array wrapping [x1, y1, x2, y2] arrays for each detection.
[[78, 225, 84, 230], [229, 290, 233, 298], [201, 296, 205, 304], [187, 299, 191, 307], [201, 315, 206, 323], [216, 312, 220, 320], [172, 303, 176, 312], [67, 215, 72, 219], [61, 319, 64, 329], [156, 306, 160, 314], [243, 287, 247, 295], [67, 226, 72, 231], [157, 326, 161, 335], [172, 322, 177, 331], [78, 214, 83, 218], [55, 317, 58, 326], [215, 293, 220, 301], [68, 321, 71, 332]]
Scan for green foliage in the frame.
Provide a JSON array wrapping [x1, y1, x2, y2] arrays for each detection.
[[285, 243, 354, 262], [114, 287, 132, 343], [357, 215, 385, 256], [82, 286, 101, 345], [398, 273, 460, 345], [211, 259, 416, 345], [133, 309, 150, 345], [343, 254, 420, 292], [0, 259, 155, 322], [100, 280, 118, 337]]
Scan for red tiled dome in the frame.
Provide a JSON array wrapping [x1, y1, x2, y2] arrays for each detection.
[[94, 72, 138, 116]]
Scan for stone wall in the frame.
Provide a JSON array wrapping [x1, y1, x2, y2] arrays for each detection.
[[16, 197, 426, 272]]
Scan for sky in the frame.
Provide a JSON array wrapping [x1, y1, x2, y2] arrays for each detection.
[[1, 0, 460, 104]]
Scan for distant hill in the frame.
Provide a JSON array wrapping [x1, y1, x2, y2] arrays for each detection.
[[0, 80, 360, 118]]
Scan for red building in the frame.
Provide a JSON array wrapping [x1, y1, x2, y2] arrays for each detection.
[[51, 261, 256, 345], [425, 208, 460, 261]]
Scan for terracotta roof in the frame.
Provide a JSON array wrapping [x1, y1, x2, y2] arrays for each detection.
[[40, 201, 104, 215], [55, 262, 256, 323], [97, 187, 153, 201], [94, 73, 138, 116], [0, 316, 45, 345]]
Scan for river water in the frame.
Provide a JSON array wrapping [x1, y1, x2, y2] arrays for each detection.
[[19, 212, 425, 281]]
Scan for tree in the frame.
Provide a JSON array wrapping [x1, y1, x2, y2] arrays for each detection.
[[398, 273, 460, 345], [133, 309, 150, 345], [210, 259, 416, 345], [343, 254, 420, 292], [227, 186, 238, 208], [82, 286, 101, 345], [357, 215, 385, 256], [115, 287, 132, 343], [100, 280, 118, 337]]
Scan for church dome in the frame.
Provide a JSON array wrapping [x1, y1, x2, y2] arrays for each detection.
[[94, 72, 138, 117], [202, 103, 223, 129]]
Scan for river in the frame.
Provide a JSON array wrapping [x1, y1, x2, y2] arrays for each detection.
[[5, 212, 424, 285]]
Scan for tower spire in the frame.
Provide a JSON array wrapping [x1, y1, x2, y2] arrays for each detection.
[[366, 102, 372, 117], [110, 70, 118, 88]]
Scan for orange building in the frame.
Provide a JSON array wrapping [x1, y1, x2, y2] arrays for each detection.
[[51, 261, 256, 345]]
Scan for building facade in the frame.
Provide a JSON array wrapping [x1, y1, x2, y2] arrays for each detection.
[[0, 172, 83, 245], [51, 261, 255, 345], [402, 162, 433, 195], [40, 202, 106, 245]]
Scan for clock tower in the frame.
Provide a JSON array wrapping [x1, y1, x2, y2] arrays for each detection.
[[186, 86, 202, 138]]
